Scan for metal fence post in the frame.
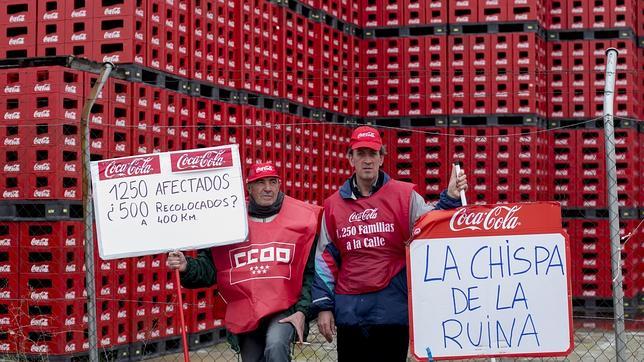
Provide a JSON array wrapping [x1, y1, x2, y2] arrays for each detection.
[[602, 47, 627, 361], [81, 62, 114, 362]]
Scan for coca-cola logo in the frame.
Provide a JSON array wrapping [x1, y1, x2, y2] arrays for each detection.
[[449, 206, 521, 232], [4, 85, 20, 93], [349, 208, 379, 223], [33, 109, 51, 118], [99, 156, 161, 180], [255, 165, 274, 173], [170, 148, 232, 172], [357, 131, 376, 139], [4, 112, 20, 120], [3, 190, 19, 198], [103, 30, 121, 39], [10, 15, 25, 23]]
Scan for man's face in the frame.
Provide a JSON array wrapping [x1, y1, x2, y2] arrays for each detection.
[[348, 148, 383, 183], [248, 177, 280, 206]]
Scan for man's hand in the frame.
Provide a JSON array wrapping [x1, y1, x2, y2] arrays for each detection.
[[317, 311, 336, 343], [166, 251, 187, 272], [447, 164, 468, 200], [279, 311, 306, 343]]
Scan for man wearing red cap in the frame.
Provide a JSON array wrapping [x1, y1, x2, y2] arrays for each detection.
[[311, 125, 468, 361], [167, 162, 321, 362]]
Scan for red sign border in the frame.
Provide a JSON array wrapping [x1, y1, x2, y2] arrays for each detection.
[[406, 204, 574, 361]]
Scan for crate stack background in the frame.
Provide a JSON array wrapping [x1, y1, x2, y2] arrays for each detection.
[[0, 0, 642, 360]]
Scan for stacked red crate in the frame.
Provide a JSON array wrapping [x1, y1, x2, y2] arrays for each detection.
[[491, 34, 512, 114], [240, 105, 256, 169], [174, 0, 191, 77], [569, 40, 592, 118], [479, 0, 508, 23], [147, 0, 165, 71], [305, 19, 321, 108], [0, 67, 84, 200], [547, 41, 567, 118], [447, 35, 469, 115], [361, 0, 380, 27], [381, 0, 402, 26], [611, 0, 637, 28], [418, 126, 449, 203], [590, 0, 609, 28], [149, 87, 167, 154], [449, 0, 477, 23], [513, 33, 546, 115], [570, 218, 607, 297], [619, 219, 642, 298], [380, 38, 404, 117], [568, 217, 641, 299], [338, 31, 351, 115], [93, 0, 146, 65], [239, 1, 254, 93], [612, 39, 639, 119], [389, 129, 422, 185], [321, 26, 335, 112], [550, 128, 577, 207], [577, 128, 606, 208], [132, 83, 155, 155], [322, 125, 351, 195], [470, 34, 492, 115], [404, 37, 426, 116], [567, 0, 590, 29], [546, 0, 565, 29], [425, 36, 447, 115], [223, 0, 240, 88], [269, 3, 283, 98], [470, 127, 495, 204], [128, 254, 168, 344], [509, 0, 543, 23], [282, 11, 308, 105], [0, 222, 19, 353], [513, 126, 549, 202], [361, 38, 381, 117], [0, 0, 37, 58], [17, 221, 87, 355], [349, 36, 361, 116], [614, 127, 641, 207], [491, 127, 513, 204], [176, 93, 193, 150]]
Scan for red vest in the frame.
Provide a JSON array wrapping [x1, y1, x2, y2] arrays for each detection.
[[211, 196, 321, 334], [324, 180, 414, 294]]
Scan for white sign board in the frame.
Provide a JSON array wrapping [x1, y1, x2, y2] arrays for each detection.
[[91, 145, 248, 259], [407, 203, 573, 360]]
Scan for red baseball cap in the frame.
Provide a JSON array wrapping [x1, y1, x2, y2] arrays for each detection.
[[247, 162, 280, 183], [349, 126, 382, 151]]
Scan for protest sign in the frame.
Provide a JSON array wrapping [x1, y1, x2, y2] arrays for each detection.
[[407, 202, 572, 360], [90, 144, 248, 259]]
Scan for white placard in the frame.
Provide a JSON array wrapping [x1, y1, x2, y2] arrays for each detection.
[[91, 145, 248, 259], [408, 233, 572, 360]]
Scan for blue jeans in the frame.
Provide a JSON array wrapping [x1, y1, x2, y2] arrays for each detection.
[[237, 311, 294, 362]]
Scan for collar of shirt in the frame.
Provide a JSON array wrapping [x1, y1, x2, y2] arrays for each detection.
[[350, 170, 385, 199]]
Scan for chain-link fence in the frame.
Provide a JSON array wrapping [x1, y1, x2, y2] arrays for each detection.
[[0, 54, 642, 362], [1, 117, 641, 362]]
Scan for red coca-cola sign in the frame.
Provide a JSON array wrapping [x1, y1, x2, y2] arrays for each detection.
[[449, 205, 521, 232], [170, 148, 232, 172], [413, 202, 563, 238], [98, 156, 161, 180]]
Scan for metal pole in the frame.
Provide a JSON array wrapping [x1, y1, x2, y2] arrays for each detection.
[[602, 48, 626, 361], [81, 62, 114, 362]]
